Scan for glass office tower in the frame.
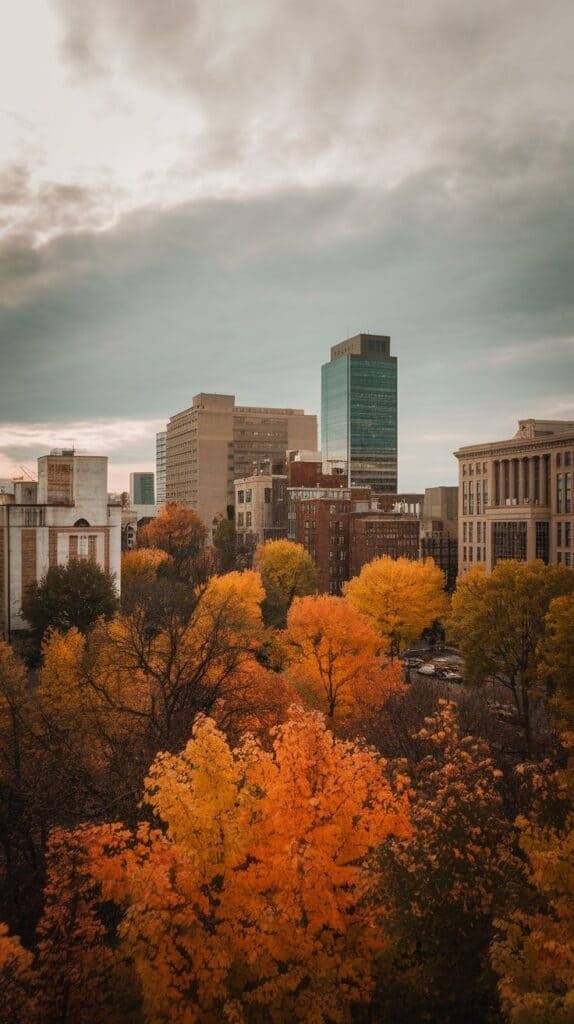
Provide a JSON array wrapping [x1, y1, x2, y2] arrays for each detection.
[[321, 334, 397, 493]]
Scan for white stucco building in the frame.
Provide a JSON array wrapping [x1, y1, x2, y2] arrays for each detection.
[[0, 450, 121, 639]]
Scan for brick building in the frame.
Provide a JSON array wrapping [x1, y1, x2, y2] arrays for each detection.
[[349, 513, 420, 577]]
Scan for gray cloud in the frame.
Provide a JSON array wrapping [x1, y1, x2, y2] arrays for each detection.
[[1, 160, 573, 487], [53, 0, 573, 202]]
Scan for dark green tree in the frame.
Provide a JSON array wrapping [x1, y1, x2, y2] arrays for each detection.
[[22, 559, 118, 640]]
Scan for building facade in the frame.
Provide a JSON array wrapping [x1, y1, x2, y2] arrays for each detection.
[[0, 451, 121, 639], [130, 472, 155, 506], [420, 486, 458, 591], [454, 419, 574, 574], [166, 393, 317, 534], [155, 431, 167, 505], [234, 470, 288, 548], [321, 333, 398, 493], [349, 513, 420, 578]]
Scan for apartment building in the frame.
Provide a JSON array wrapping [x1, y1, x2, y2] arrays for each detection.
[[0, 451, 121, 639], [166, 393, 317, 534], [234, 468, 288, 547], [454, 419, 574, 573], [155, 430, 167, 505]]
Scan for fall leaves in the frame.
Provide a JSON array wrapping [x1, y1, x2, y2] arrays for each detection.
[[1, 552, 574, 1022]]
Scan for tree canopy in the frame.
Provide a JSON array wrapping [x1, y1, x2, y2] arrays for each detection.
[[255, 539, 319, 627], [344, 556, 448, 658], [21, 559, 118, 640]]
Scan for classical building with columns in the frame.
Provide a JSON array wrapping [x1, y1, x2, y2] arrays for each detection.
[[454, 419, 574, 574]]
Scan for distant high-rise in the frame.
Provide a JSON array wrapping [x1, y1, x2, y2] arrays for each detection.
[[166, 393, 317, 534], [155, 431, 167, 505], [130, 472, 155, 506], [321, 333, 397, 493]]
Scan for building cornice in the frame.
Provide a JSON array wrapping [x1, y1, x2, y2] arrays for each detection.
[[454, 433, 574, 460]]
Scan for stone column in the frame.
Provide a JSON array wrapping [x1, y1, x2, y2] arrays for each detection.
[[529, 456, 536, 504], [500, 459, 507, 506], [540, 454, 548, 506], [518, 458, 525, 504]]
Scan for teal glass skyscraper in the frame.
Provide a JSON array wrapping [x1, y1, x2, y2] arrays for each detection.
[[321, 334, 397, 493]]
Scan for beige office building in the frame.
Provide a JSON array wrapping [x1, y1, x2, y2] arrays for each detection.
[[454, 419, 574, 574], [166, 393, 317, 534]]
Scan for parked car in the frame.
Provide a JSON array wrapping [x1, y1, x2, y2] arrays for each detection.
[[442, 670, 463, 683], [417, 663, 437, 676]]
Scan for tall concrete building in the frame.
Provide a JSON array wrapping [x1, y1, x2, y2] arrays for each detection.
[[420, 486, 459, 591], [0, 451, 121, 639], [130, 472, 155, 506], [321, 333, 398, 493], [454, 419, 574, 574], [155, 431, 167, 505], [166, 393, 317, 534]]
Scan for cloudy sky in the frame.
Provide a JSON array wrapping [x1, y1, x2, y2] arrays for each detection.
[[1, 0, 573, 492]]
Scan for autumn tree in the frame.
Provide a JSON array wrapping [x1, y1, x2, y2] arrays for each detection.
[[537, 594, 574, 728], [491, 740, 574, 1024], [255, 539, 319, 627], [449, 561, 574, 757], [49, 708, 409, 1023], [0, 923, 38, 1024], [284, 594, 402, 722], [344, 556, 449, 658], [22, 559, 118, 644], [375, 700, 523, 1023], [212, 517, 238, 573], [137, 502, 208, 581]]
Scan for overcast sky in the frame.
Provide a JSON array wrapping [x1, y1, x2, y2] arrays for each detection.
[[1, 0, 573, 492]]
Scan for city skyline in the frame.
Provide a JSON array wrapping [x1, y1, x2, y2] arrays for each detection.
[[1, 1, 573, 492]]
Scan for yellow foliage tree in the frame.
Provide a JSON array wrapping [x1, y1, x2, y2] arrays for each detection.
[[344, 556, 448, 658], [285, 594, 403, 720], [66, 709, 410, 1022], [449, 560, 574, 756], [537, 594, 574, 728], [121, 547, 171, 587], [255, 539, 319, 627]]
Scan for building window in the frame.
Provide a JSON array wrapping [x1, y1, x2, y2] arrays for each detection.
[[557, 475, 563, 513], [463, 522, 467, 542], [565, 522, 571, 547], [493, 521, 527, 564], [468, 546, 473, 562], [463, 546, 467, 562], [477, 482, 482, 514], [468, 523, 473, 543], [463, 481, 468, 515], [246, 489, 252, 503], [237, 513, 244, 527], [566, 473, 572, 513], [477, 523, 482, 544], [557, 551, 562, 563], [556, 453, 562, 467], [246, 512, 252, 527], [535, 522, 549, 564], [469, 484, 474, 514], [565, 552, 571, 567], [264, 488, 272, 503], [565, 451, 571, 466], [88, 536, 97, 560], [557, 522, 562, 546], [238, 490, 245, 504]]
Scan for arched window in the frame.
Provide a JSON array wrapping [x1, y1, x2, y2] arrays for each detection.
[[74, 518, 90, 527]]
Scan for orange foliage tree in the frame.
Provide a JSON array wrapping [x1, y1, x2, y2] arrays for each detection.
[[39, 709, 409, 1023], [344, 556, 448, 658], [284, 594, 403, 721], [491, 741, 574, 1024], [0, 923, 38, 1024], [375, 700, 522, 1022], [137, 502, 208, 580]]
